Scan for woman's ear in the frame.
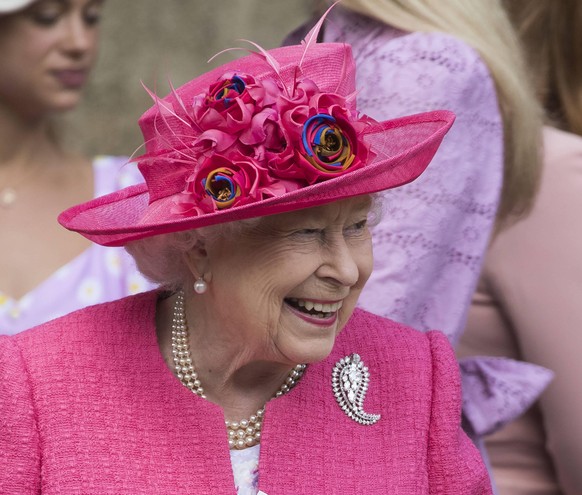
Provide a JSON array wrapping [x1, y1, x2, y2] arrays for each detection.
[[182, 238, 211, 282]]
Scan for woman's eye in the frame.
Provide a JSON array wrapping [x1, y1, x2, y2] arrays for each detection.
[[289, 227, 324, 238], [345, 219, 368, 234], [30, 7, 63, 26], [295, 228, 322, 236], [83, 5, 103, 25]]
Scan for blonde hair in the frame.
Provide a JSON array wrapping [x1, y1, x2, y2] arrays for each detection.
[[502, 0, 582, 136], [336, 0, 543, 225]]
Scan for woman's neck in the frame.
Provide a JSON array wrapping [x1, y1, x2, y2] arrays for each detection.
[[0, 101, 65, 168], [158, 292, 296, 421]]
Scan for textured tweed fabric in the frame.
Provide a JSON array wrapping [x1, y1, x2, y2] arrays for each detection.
[[0, 291, 491, 494]]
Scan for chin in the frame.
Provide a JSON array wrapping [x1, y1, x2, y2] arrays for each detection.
[[289, 338, 336, 365], [52, 94, 83, 112], [39, 88, 85, 113]]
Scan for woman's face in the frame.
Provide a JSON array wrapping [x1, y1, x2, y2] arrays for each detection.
[[200, 196, 374, 366], [0, 0, 104, 118]]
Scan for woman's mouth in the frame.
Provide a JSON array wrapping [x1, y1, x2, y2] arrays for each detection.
[[52, 69, 88, 89], [285, 298, 343, 320]]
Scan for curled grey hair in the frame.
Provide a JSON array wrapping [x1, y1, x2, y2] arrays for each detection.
[[125, 194, 383, 289], [125, 219, 259, 290]]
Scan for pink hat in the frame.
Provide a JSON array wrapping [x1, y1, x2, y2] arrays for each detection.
[[59, 41, 454, 247]]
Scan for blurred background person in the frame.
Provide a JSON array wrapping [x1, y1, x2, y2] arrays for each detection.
[[0, 0, 315, 335], [64, 1, 315, 158], [459, 1, 582, 493], [0, 0, 150, 335], [284, 0, 546, 484]]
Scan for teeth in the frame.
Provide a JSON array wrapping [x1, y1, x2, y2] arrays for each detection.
[[290, 298, 344, 313]]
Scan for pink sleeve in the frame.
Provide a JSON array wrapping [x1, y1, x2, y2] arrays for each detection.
[[0, 336, 41, 493], [426, 331, 493, 494], [484, 127, 582, 493], [340, 24, 503, 343]]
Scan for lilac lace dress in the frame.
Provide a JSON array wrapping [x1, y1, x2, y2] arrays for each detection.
[[0, 156, 154, 335], [286, 6, 552, 458]]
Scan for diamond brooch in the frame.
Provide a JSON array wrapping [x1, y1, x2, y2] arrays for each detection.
[[332, 353, 381, 425]]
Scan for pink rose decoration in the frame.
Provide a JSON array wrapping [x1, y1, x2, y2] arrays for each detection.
[[240, 106, 286, 162], [269, 91, 372, 184], [191, 129, 238, 157], [276, 78, 319, 115], [191, 74, 257, 133], [300, 114, 356, 171], [169, 73, 375, 214], [175, 153, 299, 214], [198, 155, 262, 211]]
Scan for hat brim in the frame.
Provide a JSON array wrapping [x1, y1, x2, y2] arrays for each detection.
[[59, 110, 454, 246]]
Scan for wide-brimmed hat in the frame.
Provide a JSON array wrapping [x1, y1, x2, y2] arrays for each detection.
[[59, 41, 454, 247], [0, 0, 35, 14]]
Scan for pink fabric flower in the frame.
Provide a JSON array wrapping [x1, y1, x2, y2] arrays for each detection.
[[240, 107, 284, 151], [175, 153, 299, 215], [191, 129, 238, 157], [190, 74, 258, 133], [271, 92, 372, 184], [172, 73, 375, 213]]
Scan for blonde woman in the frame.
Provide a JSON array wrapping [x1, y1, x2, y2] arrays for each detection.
[[284, 0, 546, 474], [459, 1, 582, 493]]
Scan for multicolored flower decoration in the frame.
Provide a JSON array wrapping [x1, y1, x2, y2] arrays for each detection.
[[171, 72, 373, 214], [209, 75, 247, 108], [301, 114, 355, 172], [202, 167, 240, 209]]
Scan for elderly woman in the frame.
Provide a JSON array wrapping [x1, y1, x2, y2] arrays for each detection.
[[0, 29, 491, 494]]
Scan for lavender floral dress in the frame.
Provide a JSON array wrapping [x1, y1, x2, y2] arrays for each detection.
[[0, 156, 153, 335]]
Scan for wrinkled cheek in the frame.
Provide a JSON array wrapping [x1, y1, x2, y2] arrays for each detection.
[[359, 259, 374, 288], [337, 293, 360, 334], [247, 280, 282, 333], [359, 239, 374, 286]]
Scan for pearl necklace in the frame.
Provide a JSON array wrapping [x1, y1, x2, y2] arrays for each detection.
[[171, 290, 306, 450]]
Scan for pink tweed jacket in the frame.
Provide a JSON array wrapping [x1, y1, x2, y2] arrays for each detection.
[[0, 291, 491, 494]]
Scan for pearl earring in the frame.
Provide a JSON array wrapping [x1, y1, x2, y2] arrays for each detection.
[[193, 277, 208, 294]]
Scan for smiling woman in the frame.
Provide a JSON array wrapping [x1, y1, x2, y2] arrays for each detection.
[[132, 197, 374, 370], [0, 16, 492, 494], [0, 0, 151, 335], [0, 0, 102, 115]]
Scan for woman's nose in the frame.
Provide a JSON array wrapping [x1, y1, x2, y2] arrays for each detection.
[[316, 236, 361, 288], [61, 17, 94, 58]]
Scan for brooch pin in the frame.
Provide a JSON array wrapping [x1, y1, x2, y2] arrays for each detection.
[[332, 353, 381, 425]]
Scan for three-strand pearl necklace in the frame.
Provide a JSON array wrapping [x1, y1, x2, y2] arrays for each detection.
[[171, 290, 306, 450]]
